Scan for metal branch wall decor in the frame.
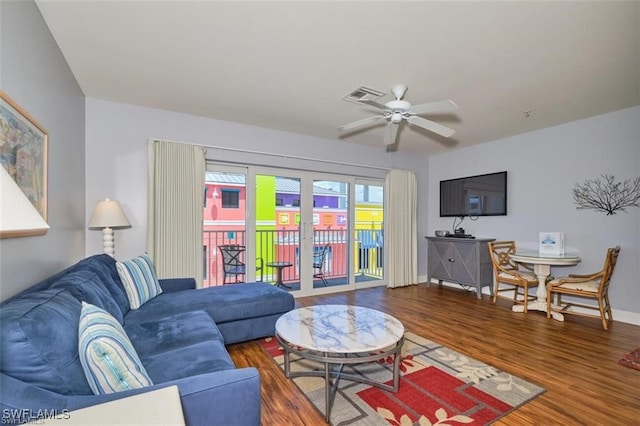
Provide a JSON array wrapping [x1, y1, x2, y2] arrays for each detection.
[[572, 174, 640, 215]]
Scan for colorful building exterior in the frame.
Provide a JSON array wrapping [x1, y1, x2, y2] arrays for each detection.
[[202, 173, 383, 286]]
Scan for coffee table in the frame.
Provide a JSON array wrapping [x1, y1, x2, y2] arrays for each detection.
[[275, 305, 405, 422]]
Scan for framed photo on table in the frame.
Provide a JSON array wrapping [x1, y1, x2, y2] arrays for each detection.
[[539, 232, 565, 255], [0, 91, 48, 222]]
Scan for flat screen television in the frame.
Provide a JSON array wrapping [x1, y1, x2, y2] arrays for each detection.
[[440, 171, 507, 217]]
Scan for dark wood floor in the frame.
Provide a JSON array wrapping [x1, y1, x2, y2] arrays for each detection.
[[228, 284, 640, 425]]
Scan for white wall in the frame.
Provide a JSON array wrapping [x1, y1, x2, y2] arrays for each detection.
[[427, 107, 640, 320], [0, 1, 86, 300], [85, 98, 429, 263]]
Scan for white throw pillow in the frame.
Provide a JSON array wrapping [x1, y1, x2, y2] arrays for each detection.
[[78, 302, 153, 394], [116, 254, 162, 309]]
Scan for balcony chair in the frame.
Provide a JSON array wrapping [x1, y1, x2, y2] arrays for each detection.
[[546, 246, 620, 330], [313, 245, 330, 286], [488, 241, 539, 312], [218, 244, 264, 284]]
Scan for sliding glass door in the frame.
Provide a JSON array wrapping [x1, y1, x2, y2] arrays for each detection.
[[202, 164, 258, 287], [354, 180, 384, 288], [204, 163, 385, 295], [310, 178, 350, 292], [254, 172, 302, 291]]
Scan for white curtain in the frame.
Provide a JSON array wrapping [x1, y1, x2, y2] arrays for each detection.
[[147, 139, 206, 287], [385, 169, 418, 288]]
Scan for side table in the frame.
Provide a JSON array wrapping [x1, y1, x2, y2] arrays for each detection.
[[267, 261, 293, 288]]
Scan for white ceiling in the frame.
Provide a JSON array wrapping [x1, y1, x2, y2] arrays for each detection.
[[36, 1, 639, 155]]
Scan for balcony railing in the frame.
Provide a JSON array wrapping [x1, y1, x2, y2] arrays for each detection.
[[203, 229, 383, 287]]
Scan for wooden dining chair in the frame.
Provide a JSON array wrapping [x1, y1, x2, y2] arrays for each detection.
[[488, 241, 539, 312], [546, 246, 620, 330]]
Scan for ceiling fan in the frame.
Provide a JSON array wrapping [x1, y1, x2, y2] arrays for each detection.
[[338, 85, 457, 146]]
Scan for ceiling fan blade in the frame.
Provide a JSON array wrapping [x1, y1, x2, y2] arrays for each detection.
[[406, 116, 455, 138], [383, 122, 399, 145], [409, 100, 458, 115], [357, 99, 390, 111], [338, 115, 387, 133]]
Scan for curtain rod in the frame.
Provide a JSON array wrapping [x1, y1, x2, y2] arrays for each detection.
[[151, 138, 393, 171]]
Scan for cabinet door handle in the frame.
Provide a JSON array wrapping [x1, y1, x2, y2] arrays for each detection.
[[448, 258, 455, 262]]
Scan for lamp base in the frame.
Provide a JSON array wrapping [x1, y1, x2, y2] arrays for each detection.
[[102, 227, 115, 258]]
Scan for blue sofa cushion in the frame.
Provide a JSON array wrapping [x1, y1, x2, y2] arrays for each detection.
[[124, 311, 226, 357], [73, 255, 131, 315], [50, 270, 124, 324], [124, 283, 294, 326], [2, 255, 130, 316], [0, 289, 93, 395], [141, 341, 235, 384]]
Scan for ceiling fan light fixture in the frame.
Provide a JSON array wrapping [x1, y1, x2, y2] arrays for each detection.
[[391, 112, 403, 124]]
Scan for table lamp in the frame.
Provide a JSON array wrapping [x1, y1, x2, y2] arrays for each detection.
[[0, 166, 49, 238], [88, 198, 131, 257]]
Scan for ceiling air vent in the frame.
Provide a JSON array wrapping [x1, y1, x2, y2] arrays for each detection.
[[342, 86, 386, 104]]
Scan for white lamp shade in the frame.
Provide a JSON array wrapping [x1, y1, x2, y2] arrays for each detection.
[[0, 166, 49, 238], [88, 198, 131, 229]]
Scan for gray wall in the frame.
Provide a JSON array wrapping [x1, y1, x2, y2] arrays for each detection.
[[84, 98, 429, 262], [427, 107, 640, 321], [0, 1, 86, 300]]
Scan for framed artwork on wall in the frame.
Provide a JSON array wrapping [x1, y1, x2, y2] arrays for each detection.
[[0, 91, 48, 222]]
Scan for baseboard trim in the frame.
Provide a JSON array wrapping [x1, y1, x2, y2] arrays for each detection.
[[418, 276, 640, 326]]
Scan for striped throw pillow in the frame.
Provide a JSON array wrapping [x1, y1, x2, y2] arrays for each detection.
[[116, 254, 163, 309], [78, 302, 153, 395]]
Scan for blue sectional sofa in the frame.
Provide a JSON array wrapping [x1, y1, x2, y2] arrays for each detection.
[[0, 254, 294, 425]]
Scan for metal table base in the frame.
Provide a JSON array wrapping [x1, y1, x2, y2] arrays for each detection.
[[276, 334, 404, 423]]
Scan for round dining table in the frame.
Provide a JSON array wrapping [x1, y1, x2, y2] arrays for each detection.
[[509, 251, 581, 321]]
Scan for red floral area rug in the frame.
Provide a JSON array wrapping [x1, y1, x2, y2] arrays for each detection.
[[618, 348, 640, 371], [259, 332, 545, 425]]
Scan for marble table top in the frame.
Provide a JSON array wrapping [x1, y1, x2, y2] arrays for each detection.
[[275, 304, 404, 354]]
